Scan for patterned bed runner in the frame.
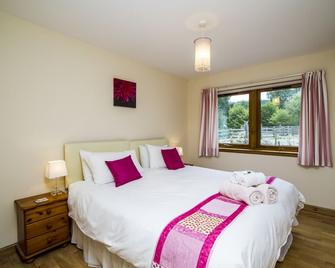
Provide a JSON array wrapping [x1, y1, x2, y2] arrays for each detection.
[[152, 176, 276, 268]]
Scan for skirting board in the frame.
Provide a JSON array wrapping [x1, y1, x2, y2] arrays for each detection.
[[303, 204, 335, 218], [0, 243, 16, 252]]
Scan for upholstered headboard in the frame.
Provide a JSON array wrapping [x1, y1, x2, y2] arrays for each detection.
[[64, 138, 168, 187]]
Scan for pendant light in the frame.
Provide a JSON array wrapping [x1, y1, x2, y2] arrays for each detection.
[[194, 20, 212, 72]]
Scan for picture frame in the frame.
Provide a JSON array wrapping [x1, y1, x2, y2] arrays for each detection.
[[113, 78, 136, 108]]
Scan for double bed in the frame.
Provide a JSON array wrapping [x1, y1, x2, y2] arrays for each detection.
[[65, 138, 304, 268]]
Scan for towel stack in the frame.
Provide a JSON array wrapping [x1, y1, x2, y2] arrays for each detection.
[[220, 171, 278, 206]]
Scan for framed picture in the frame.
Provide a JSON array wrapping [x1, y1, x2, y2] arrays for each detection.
[[113, 78, 136, 108]]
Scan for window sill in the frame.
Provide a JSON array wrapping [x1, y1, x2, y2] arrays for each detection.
[[219, 147, 298, 157]]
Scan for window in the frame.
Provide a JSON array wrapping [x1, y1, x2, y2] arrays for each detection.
[[219, 93, 249, 145], [218, 83, 302, 156]]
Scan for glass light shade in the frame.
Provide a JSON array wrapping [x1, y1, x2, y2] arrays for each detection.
[[176, 147, 183, 156], [194, 37, 211, 72], [46, 160, 68, 179]]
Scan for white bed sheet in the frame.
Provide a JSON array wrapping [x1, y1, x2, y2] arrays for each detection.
[[68, 166, 304, 268]]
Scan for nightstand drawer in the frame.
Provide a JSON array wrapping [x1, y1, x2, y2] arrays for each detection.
[[26, 226, 69, 255], [26, 213, 68, 239], [25, 203, 67, 224], [15, 192, 69, 262]]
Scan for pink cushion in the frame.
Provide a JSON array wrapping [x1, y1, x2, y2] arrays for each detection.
[[161, 148, 185, 170], [105, 155, 142, 187]]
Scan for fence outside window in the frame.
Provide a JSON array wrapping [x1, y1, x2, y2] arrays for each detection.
[[219, 125, 299, 146]]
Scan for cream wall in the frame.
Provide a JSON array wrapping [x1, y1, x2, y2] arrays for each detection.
[[1, 9, 334, 249], [0, 11, 187, 248], [186, 49, 335, 210]]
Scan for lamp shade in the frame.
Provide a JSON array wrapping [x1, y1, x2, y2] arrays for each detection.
[[46, 160, 68, 179], [194, 37, 211, 72], [176, 147, 183, 156]]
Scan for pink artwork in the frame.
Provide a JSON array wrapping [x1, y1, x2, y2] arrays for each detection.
[[113, 78, 136, 108]]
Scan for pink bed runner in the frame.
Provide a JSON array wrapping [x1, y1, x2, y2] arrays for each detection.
[[152, 176, 276, 268]]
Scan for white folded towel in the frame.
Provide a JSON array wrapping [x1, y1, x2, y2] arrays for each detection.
[[220, 181, 264, 206], [256, 184, 278, 204], [230, 170, 267, 187]]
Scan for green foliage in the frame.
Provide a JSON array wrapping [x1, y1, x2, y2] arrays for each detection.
[[267, 88, 300, 108], [261, 102, 278, 126], [270, 109, 291, 126], [284, 94, 301, 125], [237, 100, 249, 109], [218, 96, 230, 129], [219, 90, 301, 131], [227, 104, 248, 129]]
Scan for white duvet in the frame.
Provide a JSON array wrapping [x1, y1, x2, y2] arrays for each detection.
[[68, 166, 304, 268]]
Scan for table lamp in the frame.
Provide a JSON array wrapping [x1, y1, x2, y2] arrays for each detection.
[[46, 160, 68, 196], [176, 147, 183, 157]]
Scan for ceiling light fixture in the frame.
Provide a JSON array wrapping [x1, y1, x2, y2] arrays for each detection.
[[194, 20, 212, 72]]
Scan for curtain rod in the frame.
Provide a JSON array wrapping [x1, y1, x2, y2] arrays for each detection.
[[217, 72, 303, 93]]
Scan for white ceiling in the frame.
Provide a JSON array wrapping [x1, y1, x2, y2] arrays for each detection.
[[1, 0, 335, 78]]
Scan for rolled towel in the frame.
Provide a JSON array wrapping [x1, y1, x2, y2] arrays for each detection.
[[230, 171, 267, 187], [220, 181, 264, 205], [256, 184, 278, 204]]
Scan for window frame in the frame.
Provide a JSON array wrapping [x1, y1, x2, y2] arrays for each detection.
[[219, 83, 301, 157], [218, 91, 252, 150]]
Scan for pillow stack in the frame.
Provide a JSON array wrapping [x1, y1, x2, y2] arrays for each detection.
[[139, 144, 184, 170], [79, 144, 185, 187], [80, 150, 143, 186]]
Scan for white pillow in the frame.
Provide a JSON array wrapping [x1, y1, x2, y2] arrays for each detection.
[[139, 145, 150, 168], [146, 144, 169, 169], [79, 150, 94, 182], [86, 150, 143, 184]]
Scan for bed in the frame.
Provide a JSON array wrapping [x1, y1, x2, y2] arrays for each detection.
[[65, 138, 304, 268]]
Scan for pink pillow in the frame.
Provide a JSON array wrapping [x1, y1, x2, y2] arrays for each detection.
[[105, 155, 142, 187], [161, 148, 185, 170]]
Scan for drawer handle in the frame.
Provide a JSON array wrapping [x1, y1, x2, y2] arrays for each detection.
[[38, 211, 43, 215], [47, 236, 55, 244], [61, 217, 67, 223], [46, 223, 53, 230], [46, 208, 52, 215], [27, 218, 32, 223]]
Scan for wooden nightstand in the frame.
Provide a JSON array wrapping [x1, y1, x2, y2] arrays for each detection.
[[14, 192, 70, 262]]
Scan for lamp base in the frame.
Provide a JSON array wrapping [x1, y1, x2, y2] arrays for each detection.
[[50, 177, 65, 197], [50, 190, 64, 196]]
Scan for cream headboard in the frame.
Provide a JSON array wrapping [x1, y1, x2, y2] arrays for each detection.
[[64, 138, 168, 187]]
